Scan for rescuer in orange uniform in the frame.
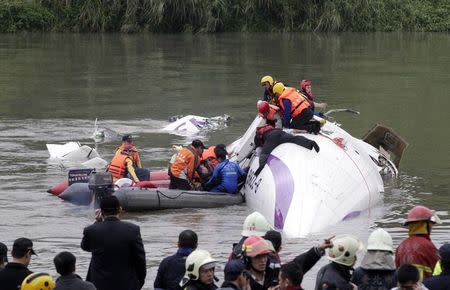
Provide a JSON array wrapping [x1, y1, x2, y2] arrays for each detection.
[[169, 139, 205, 190]]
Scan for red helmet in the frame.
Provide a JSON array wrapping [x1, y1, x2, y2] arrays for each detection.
[[257, 101, 270, 116], [300, 79, 314, 99], [300, 79, 311, 91], [242, 236, 274, 258], [404, 205, 440, 225]]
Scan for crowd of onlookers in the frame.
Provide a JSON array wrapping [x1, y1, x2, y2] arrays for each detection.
[[0, 196, 448, 290]]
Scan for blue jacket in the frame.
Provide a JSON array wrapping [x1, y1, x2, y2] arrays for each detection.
[[206, 160, 246, 194], [282, 99, 292, 128], [423, 269, 450, 290]]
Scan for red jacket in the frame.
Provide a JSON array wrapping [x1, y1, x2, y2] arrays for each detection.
[[395, 234, 439, 280]]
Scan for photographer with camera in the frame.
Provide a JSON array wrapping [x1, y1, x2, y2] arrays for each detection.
[[81, 195, 146, 290]]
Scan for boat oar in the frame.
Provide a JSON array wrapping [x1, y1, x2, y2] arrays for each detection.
[[324, 108, 360, 116]]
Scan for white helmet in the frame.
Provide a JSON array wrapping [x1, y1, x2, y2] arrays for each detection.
[[241, 212, 273, 237], [182, 249, 216, 284], [327, 235, 364, 267], [114, 178, 134, 190], [367, 228, 393, 253]]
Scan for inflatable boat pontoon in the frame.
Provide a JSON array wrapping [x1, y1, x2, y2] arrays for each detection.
[[114, 188, 243, 211]]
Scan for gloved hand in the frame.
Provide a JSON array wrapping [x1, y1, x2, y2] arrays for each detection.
[[312, 141, 320, 152], [307, 141, 320, 152]]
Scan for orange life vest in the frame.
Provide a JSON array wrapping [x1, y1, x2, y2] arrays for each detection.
[[278, 88, 311, 118], [107, 153, 130, 179], [170, 146, 201, 181], [116, 144, 140, 167], [202, 146, 219, 167]]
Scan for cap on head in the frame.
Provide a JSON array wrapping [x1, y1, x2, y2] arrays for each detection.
[[122, 134, 133, 142], [12, 238, 36, 257], [241, 211, 273, 237], [224, 259, 246, 275], [261, 75, 274, 86], [191, 139, 206, 149]]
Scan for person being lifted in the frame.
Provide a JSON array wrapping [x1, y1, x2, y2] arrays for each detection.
[[169, 139, 205, 190], [272, 82, 321, 134], [299, 80, 327, 114], [205, 146, 247, 194], [257, 101, 282, 128], [107, 144, 140, 183]]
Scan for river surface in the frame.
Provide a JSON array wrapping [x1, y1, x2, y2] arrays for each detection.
[[0, 33, 449, 289]]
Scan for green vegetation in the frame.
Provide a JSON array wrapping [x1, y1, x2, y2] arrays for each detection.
[[0, 0, 449, 33]]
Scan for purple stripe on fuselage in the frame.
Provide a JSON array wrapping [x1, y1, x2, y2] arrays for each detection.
[[342, 211, 361, 220], [267, 154, 295, 230]]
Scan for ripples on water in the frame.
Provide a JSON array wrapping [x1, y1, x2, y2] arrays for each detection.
[[0, 117, 447, 289], [1, 33, 449, 289]]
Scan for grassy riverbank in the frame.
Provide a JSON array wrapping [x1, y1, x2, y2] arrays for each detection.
[[1, 0, 449, 33]]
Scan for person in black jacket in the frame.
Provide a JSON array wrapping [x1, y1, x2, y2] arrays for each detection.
[[264, 230, 282, 285], [254, 124, 320, 176], [0, 242, 7, 269], [218, 260, 250, 290], [242, 236, 276, 290], [180, 249, 218, 290], [81, 195, 146, 290], [268, 238, 333, 290], [423, 243, 450, 290], [229, 212, 273, 261], [0, 237, 35, 290], [315, 235, 363, 290], [53, 251, 96, 290], [154, 229, 198, 290]]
